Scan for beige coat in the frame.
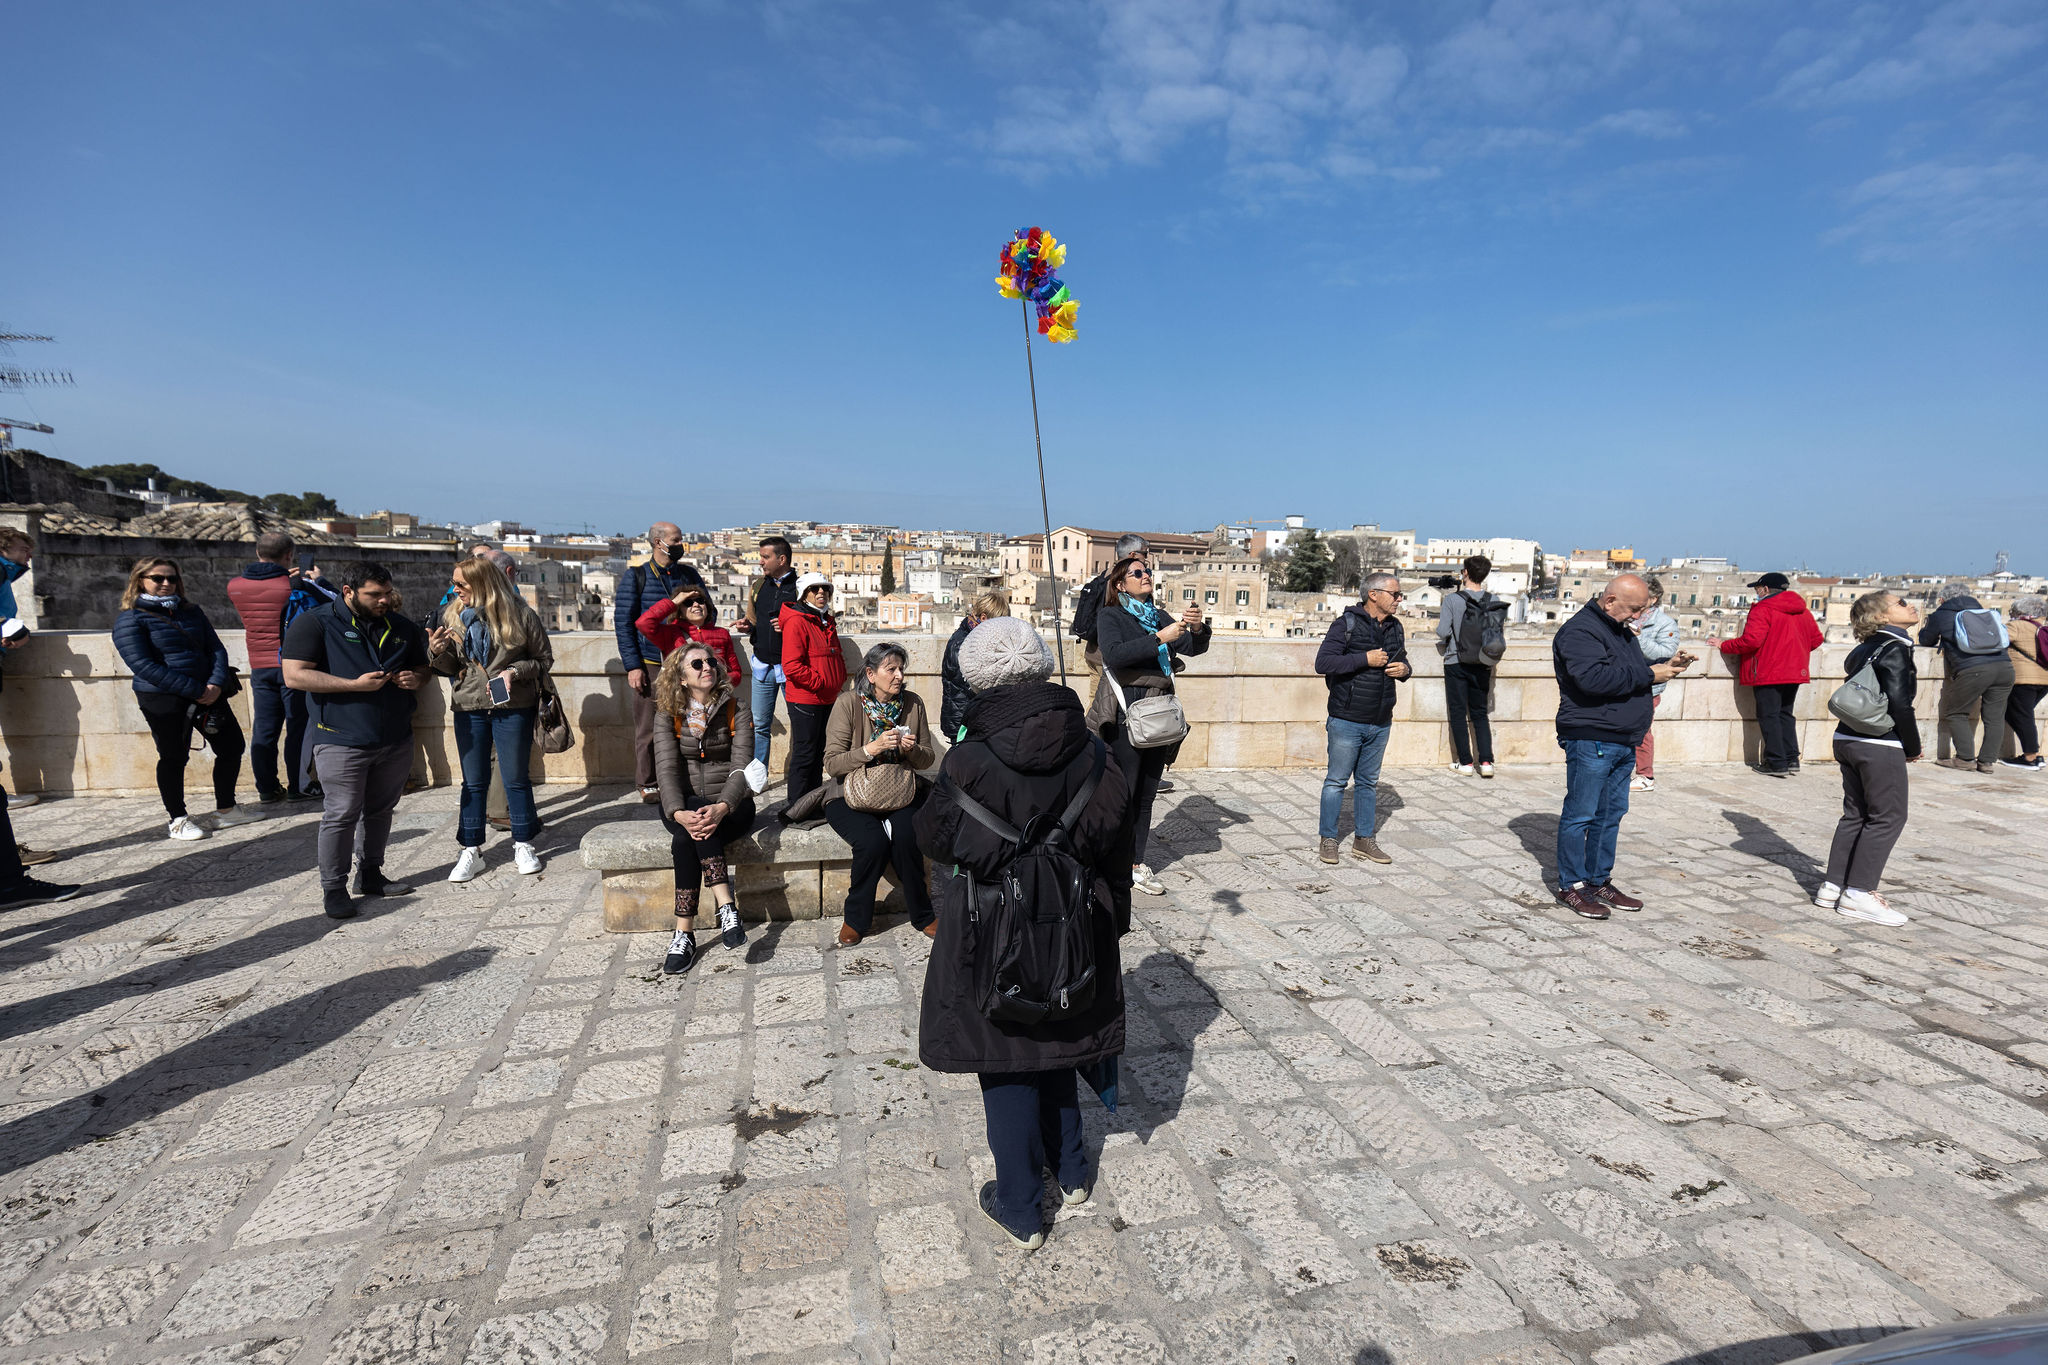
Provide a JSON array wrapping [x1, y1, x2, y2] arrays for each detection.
[[652, 683, 755, 813], [2010, 617, 2048, 687], [823, 688, 934, 782], [428, 602, 553, 711]]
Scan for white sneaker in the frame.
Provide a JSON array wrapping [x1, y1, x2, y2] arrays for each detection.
[[1812, 881, 1842, 909], [212, 804, 263, 828], [513, 842, 542, 875], [449, 848, 485, 883], [11, 793, 38, 809], [1451, 763, 1475, 776], [1477, 762, 1494, 779], [1630, 775, 1654, 792], [1838, 888, 1907, 927], [166, 816, 207, 841], [1133, 864, 1165, 896]]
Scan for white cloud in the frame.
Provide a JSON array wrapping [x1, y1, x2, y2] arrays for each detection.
[[1776, 0, 2047, 106], [1824, 153, 2048, 260], [1587, 107, 1688, 139]]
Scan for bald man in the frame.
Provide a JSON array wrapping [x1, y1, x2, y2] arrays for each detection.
[[1550, 574, 1695, 919], [612, 521, 707, 800]]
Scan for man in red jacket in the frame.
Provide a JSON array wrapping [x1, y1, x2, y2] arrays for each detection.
[[226, 532, 320, 802], [1720, 572, 1824, 777]]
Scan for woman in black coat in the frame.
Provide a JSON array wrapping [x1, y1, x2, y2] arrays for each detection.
[[915, 618, 1129, 1252], [1819, 590, 1922, 928], [1088, 555, 1208, 898]]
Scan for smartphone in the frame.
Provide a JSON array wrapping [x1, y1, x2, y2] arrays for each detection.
[[296, 551, 316, 571], [488, 675, 513, 706]]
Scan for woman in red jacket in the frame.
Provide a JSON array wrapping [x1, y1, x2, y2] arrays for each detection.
[[1720, 572, 1824, 777], [777, 573, 847, 808], [636, 588, 742, 681]]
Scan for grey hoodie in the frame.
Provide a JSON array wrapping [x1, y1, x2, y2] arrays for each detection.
[[1436, 589, 1499, 666]]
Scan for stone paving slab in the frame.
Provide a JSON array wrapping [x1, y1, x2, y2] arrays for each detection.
[[0, 761, 2043, 1363]]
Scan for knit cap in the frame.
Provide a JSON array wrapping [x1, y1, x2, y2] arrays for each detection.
[[958, 617, 1054, 693]]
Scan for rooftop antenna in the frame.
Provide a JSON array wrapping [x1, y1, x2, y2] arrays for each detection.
[[1992, 550, 2010, 576], [1, 328, 73, 500]]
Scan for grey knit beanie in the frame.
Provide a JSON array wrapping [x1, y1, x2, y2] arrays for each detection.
[[958, 617, 1054, 693]]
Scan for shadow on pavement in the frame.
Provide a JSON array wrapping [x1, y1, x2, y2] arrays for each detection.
[[1507, 810, 1559, 883], [0, 947, 495, 1182], [1125, 950, 1219, 1142], [1663, 1326, 1903, 1363], [1721, 808, 1827, 896], [1147, 794, 1252, 872]]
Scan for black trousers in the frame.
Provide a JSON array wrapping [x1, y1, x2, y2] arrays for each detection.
[[1443, 662, 1494, 765], [660, 795, 755, 917], [785, 702, 832, 806], [1752, 683, 1802, 770], [824, 786, 933, 933], [979, 1069, 1084, 1238], [1109, 725, 1170, 867], [2006, 683, 2046, 757], [1826, 739, 1908, 893], [0, 785, 24, 888], [138, 692, 245, 818]]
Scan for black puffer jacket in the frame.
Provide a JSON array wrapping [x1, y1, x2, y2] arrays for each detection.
[[1836, 626, 1920, 757], [915, 681, 1130, 1075], [1094, 594, 1211, 692], [940, 617, 973, 739], [1316, 604, 1407, 725]]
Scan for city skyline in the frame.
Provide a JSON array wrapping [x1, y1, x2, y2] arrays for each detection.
[[8, 2, 2043, 577]]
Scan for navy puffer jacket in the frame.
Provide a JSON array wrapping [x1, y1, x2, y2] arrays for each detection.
[[114, 601, 233, 699]]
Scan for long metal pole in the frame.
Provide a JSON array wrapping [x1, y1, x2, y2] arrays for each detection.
[[1022, 295, 1068, 686]]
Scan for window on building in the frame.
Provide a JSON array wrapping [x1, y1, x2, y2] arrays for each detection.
[[1183, 589, 1195, 601], [1061, 558, 1068, 573], [1234, 620, 1247, 630], [1712, 595, 1722, 606], [1236, 590, 1249, 605], [1205, 591, 1218, 604], [1688, 594, 1697, 605]]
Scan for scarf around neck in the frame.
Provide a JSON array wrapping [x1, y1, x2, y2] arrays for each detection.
[[459, 606, 491, 665], [139, 593, 183, 611], [1120, 592, 1172, 677], [860, 692, 904, 737]]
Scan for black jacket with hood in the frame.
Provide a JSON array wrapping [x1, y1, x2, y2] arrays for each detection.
[[1836, 625, 1921, 757], [914, 681, 1130, 1075]]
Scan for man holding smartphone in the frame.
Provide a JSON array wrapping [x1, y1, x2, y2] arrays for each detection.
[[282, 561, 431, 920]]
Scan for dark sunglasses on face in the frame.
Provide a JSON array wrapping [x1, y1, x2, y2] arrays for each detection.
[[1126, 567, 1152, 579], [144, 574, 181, 584], [686, 659, 715, 671]]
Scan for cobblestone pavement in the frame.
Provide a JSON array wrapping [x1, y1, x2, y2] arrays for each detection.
[[1, 760, 2046, 1365]]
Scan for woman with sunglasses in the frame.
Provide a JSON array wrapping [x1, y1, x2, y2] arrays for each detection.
[[651, 640, 756, 973], [1089, 555, 1208, 899], [777, 572, 847, 813], [113, 557, 259, 841], [635, 586, 742, 681]]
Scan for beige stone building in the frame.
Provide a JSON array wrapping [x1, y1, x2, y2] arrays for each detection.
[[1001, 527, 1208, 582]]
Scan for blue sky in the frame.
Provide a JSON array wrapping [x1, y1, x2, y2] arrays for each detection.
[[8, 0, 2045, 574]]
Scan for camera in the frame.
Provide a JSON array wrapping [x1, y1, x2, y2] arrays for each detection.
[[1426, 574, 1460, 592], [186, 701, 222, 739]]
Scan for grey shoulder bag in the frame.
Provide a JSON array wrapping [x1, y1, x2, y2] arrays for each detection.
[[1102, 668, 1188, 750]]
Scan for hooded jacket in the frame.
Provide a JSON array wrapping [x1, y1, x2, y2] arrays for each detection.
[[225, 562, 293, 670], [1316, 603, 1407, 726], [612, 557, 706, 673], [1834, 626, 1920, 757], [777, 601, 847, 706], [1553, 600, 1655, 744], [427, 599, 553, 711], [652, 682, 755, 813], [114, 600, 233, 699], [914, 681, 1130, 1075], [1919, 594, 2011, 675], [1719, 589, 1824, 686]]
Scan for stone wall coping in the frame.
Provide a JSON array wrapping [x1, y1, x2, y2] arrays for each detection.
[[579, 814, 862, 872]]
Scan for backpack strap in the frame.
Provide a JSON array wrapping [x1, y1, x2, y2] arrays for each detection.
[[943, 736, 1106, 847]]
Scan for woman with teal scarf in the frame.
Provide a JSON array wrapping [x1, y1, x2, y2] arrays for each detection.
[[1090, 555, 1209, 902]]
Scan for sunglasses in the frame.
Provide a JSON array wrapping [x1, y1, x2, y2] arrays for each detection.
[[143, 574, 182, 584], [686, 658, 716, 671], [1125, 567, 1152, 579]]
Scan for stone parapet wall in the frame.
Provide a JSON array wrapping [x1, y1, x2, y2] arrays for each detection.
[[0, 630, 2025, 796]]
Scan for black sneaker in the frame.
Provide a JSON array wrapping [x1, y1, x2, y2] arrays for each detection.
[[258, 789, 288, 805], [978, 1181, 1044, 1251], [718, 903, 746, 950], [353, 868, 413, 897], [0, 877, 83, 911], [323, 886, 358, 920], [1554, 884, 1610, 920], [662, 927, 698, 975], [285, 786, 318, 802]]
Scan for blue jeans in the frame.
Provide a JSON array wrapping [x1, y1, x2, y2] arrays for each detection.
[[455, 707, 538, 847], [1321, 718, 1391, 840], [1556, 738, 1635, 890], [249, 668, 287, 796], [979, 1069, 1084, 1238], [749, 671, 780, 766]]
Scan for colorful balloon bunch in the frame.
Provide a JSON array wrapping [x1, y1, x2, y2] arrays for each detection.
[[996, 226, 1079, 343]]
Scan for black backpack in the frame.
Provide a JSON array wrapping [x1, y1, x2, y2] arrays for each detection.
[[943, 737, 1107, 1027], [1456, 591, 1509, 665]]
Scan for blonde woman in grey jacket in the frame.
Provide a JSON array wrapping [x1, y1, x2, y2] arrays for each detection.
[[428, 556, 553, 880], [1630, 576, 1679, 792]]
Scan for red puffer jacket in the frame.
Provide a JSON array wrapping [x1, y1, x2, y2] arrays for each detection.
[[633, 599, 742, 682], [778, 602, 847, 705], [1719, 589, 1824, 685]]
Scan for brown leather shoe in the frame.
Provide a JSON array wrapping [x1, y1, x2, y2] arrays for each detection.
[[1591, 882, 1643, 912], [837, 924, 862, 947], [920, 923, 938, 940], [1555, 884, 1610, 919], [1318, 838, 1340, 865], [1351, 837, 1391, 865]]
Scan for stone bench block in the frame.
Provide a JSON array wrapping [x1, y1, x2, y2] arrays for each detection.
[[581, 815, 902, 933]]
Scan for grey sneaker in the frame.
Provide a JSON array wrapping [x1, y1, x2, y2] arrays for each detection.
[[1351, 837, 1391, 864], [1318, 837, 1339, 865]]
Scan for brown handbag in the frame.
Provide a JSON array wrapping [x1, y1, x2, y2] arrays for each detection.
[[843, 762, 918, 813]]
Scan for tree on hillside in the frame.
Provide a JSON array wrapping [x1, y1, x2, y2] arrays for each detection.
[[879, 541, 896, 594], [1329, 537, 1363, 592], [1283, 527, 1333, 593], [1262, 548, 1290, 591], [262, 491, 342, 521]]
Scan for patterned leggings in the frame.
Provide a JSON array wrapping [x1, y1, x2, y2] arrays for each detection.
[[660, 796, 756, 922]]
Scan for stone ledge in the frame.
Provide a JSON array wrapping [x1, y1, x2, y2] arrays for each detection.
[[580, 812, 902, 934]]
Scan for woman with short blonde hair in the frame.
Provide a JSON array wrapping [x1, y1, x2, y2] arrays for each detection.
[[1818, 589, 1921, 927]]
